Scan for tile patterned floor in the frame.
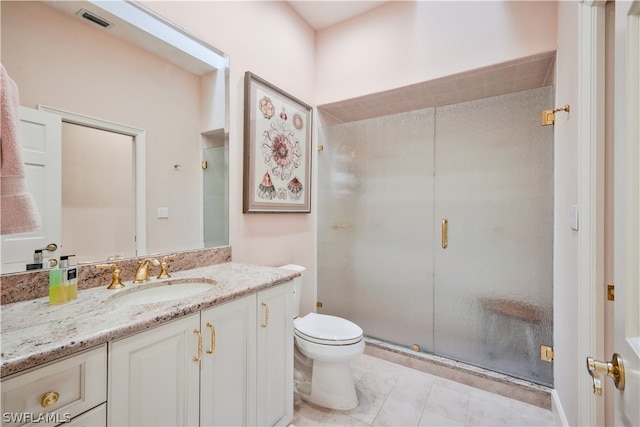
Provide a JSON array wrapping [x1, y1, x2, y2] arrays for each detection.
[[292, 354, 556, 427]]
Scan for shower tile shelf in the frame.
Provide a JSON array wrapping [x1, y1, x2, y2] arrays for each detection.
[[478, 297, 550, 367]]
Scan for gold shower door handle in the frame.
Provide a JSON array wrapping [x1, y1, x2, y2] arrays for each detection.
[[586, 353, 625, 395], [442, 218, 448, 249]]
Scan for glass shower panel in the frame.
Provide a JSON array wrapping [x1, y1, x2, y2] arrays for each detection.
[[203, 143, 228, 248], [433, 87, 554, 386], [318, 109, 436, 350]]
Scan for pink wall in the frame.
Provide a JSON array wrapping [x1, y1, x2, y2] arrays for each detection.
[[315, 1, 558, 104]]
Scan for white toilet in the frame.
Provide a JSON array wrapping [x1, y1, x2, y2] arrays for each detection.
[[279, 265, 365, 411]]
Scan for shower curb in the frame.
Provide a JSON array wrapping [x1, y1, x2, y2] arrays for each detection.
[[364, 338, 553, 410]]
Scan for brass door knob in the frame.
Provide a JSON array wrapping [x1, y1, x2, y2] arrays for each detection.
[[586, 353, 625, 395]]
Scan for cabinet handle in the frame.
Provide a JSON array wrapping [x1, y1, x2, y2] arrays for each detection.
[[41, 391, 59, 408], [261, 302, 270, 328], [206, 322, 215, 355], [193, 329, 202, 362], [442, 218, 448, 249]]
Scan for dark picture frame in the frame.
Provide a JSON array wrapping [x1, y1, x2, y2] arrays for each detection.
[[243, 71, 312, 213]]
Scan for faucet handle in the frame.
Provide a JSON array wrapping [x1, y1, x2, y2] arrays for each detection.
[[133, 258, 160, 283], [157, 255, 177, 279], [96, 263, 125, 290]]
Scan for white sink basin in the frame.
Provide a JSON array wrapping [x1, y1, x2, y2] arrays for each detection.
[[112, 280, 216, 305]]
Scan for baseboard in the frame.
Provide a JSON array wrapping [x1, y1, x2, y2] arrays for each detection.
[[551, 390, 570, 426]]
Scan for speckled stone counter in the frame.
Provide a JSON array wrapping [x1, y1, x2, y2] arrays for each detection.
[[0, 262, 299, 378], [1, 246, 232, 304]]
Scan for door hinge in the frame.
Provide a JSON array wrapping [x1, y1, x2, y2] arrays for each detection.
[[541, 105, 570, 126], [201, 161, 208, 169], [316, 301, 323, 308], [541, 345, 554, 362]]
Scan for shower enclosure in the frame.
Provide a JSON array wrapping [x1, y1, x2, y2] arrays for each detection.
[[317, 87, 554, 386]]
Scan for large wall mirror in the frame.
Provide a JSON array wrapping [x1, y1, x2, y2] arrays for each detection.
[[1, 0, 229, 273]]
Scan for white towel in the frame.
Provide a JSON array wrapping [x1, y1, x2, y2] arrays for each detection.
[[1, 64, 41, 235]]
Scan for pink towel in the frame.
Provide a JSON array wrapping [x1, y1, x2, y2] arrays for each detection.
[[1, 64, 41, 235]]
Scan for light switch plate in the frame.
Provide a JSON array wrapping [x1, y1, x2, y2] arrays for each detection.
[[157, 207, 169, 219], [570, 204, 579, 231]]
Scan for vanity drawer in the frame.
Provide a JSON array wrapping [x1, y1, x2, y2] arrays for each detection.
[[1, 345, 107, 427]]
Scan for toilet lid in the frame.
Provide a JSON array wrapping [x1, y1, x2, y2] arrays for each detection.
[[294, 313, 363, 345]]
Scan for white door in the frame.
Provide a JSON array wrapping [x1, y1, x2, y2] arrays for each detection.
[[1, 107, 61, 273], [613, 2, 640, 425]]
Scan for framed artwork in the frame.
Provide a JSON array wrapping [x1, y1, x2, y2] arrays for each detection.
[[243, 71, 313, 213]]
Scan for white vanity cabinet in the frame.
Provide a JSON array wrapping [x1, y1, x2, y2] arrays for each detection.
[[107, 280, 294, 427], [108, 313, 201, 426], [1, 345, 107, 427]]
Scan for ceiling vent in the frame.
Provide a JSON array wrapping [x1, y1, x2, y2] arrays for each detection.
[[76, 9, 113, 29]]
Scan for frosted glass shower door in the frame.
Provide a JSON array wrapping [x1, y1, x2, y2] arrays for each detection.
[[318, 109, 436, 351], [433, 87, 554, 386], [203, 142, 228, 248]]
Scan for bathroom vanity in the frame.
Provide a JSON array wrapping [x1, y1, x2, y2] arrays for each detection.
[[1, 262, 298, 427]]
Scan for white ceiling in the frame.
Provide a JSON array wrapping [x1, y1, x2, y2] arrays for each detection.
[[288, 1, 389, 30]]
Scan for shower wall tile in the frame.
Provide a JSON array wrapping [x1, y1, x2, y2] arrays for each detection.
[[318, 51, 556, 125]]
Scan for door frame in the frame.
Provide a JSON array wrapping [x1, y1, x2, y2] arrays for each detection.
[[577, 1, 607, 425], [38, 105, 148, 256]]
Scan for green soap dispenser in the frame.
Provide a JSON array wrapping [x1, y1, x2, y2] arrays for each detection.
[[49, 261, 67, 305], [49, 255, 77, 304]]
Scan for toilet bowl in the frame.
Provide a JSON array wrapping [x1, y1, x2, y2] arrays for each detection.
[[279, 265, 365, 411]]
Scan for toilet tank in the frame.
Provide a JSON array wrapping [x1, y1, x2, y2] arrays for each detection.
[[278, 264, 306, 317]]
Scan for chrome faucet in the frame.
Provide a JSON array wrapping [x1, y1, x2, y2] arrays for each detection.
[[133, 258, 160, 283]]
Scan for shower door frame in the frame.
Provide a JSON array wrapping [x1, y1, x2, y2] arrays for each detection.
[[317, 87, 555, 386]]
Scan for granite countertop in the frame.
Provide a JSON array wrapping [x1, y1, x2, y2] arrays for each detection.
[[1, 262, 299, 378]]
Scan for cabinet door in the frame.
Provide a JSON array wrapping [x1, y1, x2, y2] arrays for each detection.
[[200, 295, 257, 426], [108, 314, 200, 427], [65, 403, 106, 427], [256, 282, 294, 427]]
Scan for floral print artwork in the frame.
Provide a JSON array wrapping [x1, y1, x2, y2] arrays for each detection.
[[254, 87, 307, 204], [245, 72, 311, 213]]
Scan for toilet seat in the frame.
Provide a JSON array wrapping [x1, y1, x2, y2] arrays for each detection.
[[294, 313, 363, 345]]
